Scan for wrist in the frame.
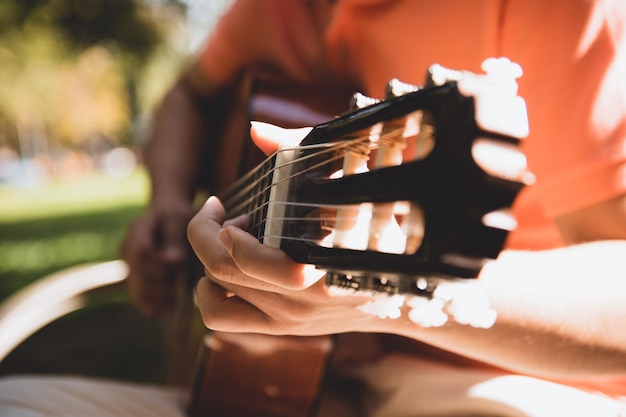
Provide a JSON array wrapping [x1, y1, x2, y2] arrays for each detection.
[[149, 182, 196, 207], [148, 194, 196, 218]]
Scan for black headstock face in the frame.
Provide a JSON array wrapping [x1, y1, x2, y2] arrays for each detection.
[[278, 61, 527, 253]]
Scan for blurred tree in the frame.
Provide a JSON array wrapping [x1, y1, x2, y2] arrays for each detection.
[[0, 0, 185, 60], [0, 0, 188, 163]]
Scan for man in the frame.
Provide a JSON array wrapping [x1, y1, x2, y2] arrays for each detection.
[[2, 0, 626, 416]]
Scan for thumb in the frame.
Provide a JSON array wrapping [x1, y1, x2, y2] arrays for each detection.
[[250, 121, 312, 156]]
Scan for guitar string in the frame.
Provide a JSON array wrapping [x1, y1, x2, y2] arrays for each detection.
[[221, 126, 407, 217], [216, 124, 412, 246], [257, 234, 328, 246], [248, 201, 401, 233], [221, 132, 373, 210], [222, 146, 345, 216], [221, 134, 373, 215], [219, 140, 344, 209], [248, 142, 406, 241]]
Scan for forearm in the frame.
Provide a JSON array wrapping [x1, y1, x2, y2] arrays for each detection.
[[387, 241, 626, 380], [144, 81, 207, 207], [123, 67, 224, 315]]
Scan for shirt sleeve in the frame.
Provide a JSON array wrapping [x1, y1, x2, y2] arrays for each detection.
[[195, 0, 332, 88]]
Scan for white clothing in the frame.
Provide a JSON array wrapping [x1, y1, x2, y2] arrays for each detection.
[[0, 375, 185, 417]]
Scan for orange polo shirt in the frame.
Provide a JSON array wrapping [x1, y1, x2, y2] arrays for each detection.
[[198, 0, 626, 251]]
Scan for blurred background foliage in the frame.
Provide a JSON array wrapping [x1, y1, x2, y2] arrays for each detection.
[[1, 0, 189, 156], [0, 0, 233, 299], [0, 0, 234, 384]]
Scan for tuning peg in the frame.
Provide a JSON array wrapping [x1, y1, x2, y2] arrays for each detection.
[[386, 78, 420, 97], [481, 57, 523, 80], [349, 92, 380, 110], [425, 64, 463, 87]]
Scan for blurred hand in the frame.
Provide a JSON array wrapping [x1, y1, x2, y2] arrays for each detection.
[[121, 202, 196, 317], [118, 121, 288, 318]]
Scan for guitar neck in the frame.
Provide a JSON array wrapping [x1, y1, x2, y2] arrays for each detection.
[[218, 153, 278, 237]]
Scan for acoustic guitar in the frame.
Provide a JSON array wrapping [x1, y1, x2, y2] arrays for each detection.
[[185, 58, 531, 417]]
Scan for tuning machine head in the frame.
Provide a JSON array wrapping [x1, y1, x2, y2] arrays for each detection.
[[385, 78, 420, 98], [349, 92, 380, 110]]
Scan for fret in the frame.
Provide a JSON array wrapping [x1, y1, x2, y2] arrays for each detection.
[[250, 166, 262, 231], [218, 154, 278, 242], [221, 156, 272, 215], [257, 158, 274, 240], [251, 160, 266, 240]]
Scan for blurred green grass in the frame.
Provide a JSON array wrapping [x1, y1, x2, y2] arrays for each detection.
[[0, 169, 149, 301], [0, 168, 183, 384]]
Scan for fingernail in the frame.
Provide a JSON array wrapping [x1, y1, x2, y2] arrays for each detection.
[[203, 195, 217, 208], [218, 228, 233, 253]]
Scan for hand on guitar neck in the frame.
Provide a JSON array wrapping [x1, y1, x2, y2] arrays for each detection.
[[188, 122, 378, 335], [189, 129, 519, 333]]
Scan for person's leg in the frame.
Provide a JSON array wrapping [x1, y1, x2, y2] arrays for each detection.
[[4, 362, 624, 417]]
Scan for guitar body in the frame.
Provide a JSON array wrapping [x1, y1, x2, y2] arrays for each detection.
[[187, 333, 332, 417], [186, 60, 531, 417]]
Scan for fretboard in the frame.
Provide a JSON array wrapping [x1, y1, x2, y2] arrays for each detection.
[[219, 152, 283, 245]]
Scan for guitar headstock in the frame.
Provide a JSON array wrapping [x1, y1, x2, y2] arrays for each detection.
[[224, 58, 532, 328]]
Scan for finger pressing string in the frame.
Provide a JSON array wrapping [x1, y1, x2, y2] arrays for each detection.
[[221, 225, 325, 290]]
